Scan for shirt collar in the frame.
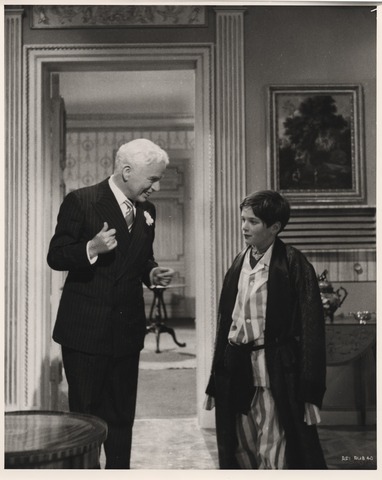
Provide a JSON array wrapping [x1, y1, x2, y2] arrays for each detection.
[[261, 242, 274, 266], [250, 242, 274, 268], [108, 175, 129, 207]]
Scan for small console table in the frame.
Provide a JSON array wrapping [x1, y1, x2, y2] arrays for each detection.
[[326, 321, 376, 366], [325, 320, 376, 425], [5, 410, 107, 469], [146, 284, 187, 353]]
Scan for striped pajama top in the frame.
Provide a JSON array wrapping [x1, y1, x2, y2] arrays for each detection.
[[228, 243, 274, 388]]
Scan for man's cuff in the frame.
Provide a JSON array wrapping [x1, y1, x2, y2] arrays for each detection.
[[149, 267, 159, 286], [86, 241, 98, 264]]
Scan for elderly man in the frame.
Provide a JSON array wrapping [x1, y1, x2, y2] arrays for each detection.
[[48, 138, 174, 469]]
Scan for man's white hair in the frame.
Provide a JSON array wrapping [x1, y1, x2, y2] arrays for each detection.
[[115, 138, 169, 173]]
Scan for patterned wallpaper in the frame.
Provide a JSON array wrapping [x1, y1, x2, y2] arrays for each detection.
[[64, 129, 195, 192]]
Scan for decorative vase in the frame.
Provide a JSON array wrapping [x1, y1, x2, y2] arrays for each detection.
[[317, 269, 348, 323]]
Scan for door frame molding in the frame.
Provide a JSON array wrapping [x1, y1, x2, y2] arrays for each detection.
[[18, 44, 216, 425]]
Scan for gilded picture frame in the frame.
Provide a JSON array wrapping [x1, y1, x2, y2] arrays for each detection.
[[268, 85, 365, 205]]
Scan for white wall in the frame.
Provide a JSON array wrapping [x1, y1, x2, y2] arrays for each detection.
[[60, 70, 195, 115]]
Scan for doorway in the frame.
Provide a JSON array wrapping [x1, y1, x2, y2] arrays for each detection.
[[59, 69, 196, 319], [22, 44, 216, 427], [53, 68, 197, 412]]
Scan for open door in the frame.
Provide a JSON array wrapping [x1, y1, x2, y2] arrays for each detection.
[[49, 73, 67, 410]]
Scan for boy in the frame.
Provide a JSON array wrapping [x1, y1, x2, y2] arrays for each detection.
[[205, 190, 326, 469]]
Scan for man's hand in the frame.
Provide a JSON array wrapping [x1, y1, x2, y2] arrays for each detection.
[[88, 222, 117, 258], [151, 267, 175, 287]]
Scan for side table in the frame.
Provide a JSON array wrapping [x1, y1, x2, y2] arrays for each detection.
[[5, 410, 107, 469], [325, 321, 376, 425], [146, 284, 187, 353]]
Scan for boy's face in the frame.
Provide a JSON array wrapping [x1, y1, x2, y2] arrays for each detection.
[[241, 206, 280, 252]]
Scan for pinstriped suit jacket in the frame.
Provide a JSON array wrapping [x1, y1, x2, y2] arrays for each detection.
[[47, 178, 158, 356]]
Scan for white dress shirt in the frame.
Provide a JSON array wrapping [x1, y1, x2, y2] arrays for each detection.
[[108, 175, 136, 218]]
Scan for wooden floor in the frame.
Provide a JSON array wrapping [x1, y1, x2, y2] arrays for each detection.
[[318, 425, 377, 469], [99, 420, 376, 470]]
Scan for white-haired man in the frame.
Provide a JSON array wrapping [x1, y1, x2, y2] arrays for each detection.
[[48, 138, 174, 468]]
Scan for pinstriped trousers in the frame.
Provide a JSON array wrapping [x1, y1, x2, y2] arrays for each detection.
[[62, 347, 140, 469], [235, 387, 287, 469]]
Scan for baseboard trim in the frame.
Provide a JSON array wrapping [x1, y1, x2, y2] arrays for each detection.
[[320, 409, 376, 426]]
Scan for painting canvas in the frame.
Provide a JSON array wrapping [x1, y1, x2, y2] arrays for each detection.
[[269, 85, 365, 205]]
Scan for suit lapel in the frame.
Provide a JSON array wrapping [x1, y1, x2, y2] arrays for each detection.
[[130, 203, 149, 248], [92, 180, 153, 280], [115, 202, 153, 281], [93, 179, 132, 258]]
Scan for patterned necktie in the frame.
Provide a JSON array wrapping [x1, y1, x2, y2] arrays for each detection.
[[124, 199, 135, 232]]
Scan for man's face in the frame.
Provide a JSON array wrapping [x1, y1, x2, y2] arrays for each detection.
[[124, 160, 166, 202], [241, 206, 279, 252]]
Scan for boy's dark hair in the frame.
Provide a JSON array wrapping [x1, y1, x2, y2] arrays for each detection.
[[240, 190, 290, 233]]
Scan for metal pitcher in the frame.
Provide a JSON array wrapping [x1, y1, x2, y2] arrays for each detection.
[[317, 269, 348, 323]]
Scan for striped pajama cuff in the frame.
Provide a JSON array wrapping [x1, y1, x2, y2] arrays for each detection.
[[304, 402, 321, 425]]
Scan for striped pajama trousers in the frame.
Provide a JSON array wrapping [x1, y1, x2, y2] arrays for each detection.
[[235, 387, 287, 469]]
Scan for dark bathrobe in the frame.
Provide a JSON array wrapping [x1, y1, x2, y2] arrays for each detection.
[[206, 237, 327, 469]]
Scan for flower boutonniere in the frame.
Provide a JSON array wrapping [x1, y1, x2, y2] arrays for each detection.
[[144, 211, 154, 226]]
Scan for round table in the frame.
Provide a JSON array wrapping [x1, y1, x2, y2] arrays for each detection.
[[5, 410, 107, 469], [146, 284, 187, 353]]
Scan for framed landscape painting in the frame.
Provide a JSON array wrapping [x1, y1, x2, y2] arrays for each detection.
[[268, 85, 365, 205]]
